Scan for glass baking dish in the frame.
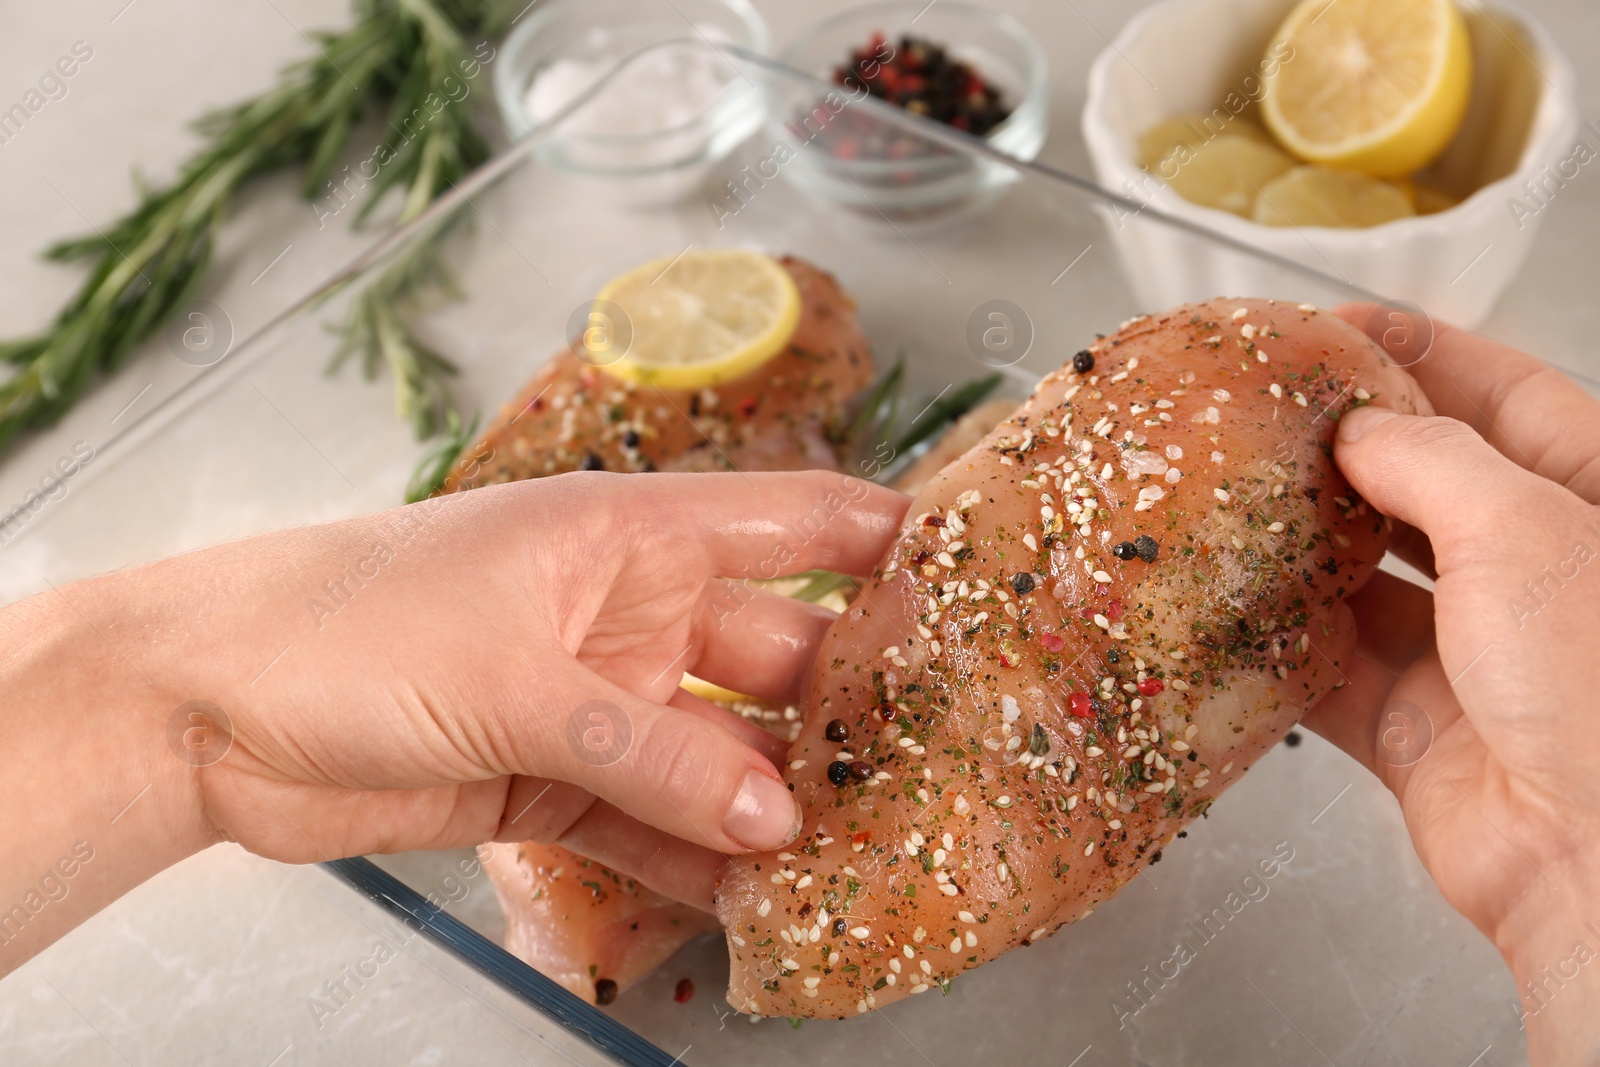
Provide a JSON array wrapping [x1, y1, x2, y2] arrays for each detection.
[[8, 40, 1593, 1067]]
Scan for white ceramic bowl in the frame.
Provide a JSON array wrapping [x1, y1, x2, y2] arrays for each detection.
[[1081, 0, 1578, 326]]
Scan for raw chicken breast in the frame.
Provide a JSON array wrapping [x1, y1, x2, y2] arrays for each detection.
[[467, 255, 874, 1003], [717, 298, 1427, 1018], [439, 256, 873, 492], [481, 842, 719, 1005]]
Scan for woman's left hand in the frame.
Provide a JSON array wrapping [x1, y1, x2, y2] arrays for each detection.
[[0, 471, 905, 969]]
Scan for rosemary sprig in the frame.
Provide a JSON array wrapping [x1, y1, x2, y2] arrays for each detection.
[[0, 0, 511, 457], [330, 203, 471, 443]]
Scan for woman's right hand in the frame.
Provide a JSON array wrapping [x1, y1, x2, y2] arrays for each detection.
[[1303, 307, 1600, 1065]]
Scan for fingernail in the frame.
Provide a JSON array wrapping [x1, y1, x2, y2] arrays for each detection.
[[724, 770, 801, 851], [1338, 406, 1398, 443]]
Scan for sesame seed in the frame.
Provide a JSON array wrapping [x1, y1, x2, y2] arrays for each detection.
[[849, 926, 870, 939], [939, 883, 960, 896], [758, 898, 772, 917], [959, 910, 976, 924], [1084, 841, 1095, 856], [1232, 307, 1248, 320]]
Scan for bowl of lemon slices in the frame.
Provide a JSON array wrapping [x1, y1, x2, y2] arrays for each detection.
[[1082, 0, 1577, 327]]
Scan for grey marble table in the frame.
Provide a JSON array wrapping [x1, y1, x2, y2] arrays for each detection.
[[1, 1, 1596, 1064]]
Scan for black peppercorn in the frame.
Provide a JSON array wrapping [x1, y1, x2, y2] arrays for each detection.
[[579, 453, 605, 471], [832, 918, 848, 937], [1072, 349, 1095, 374], [1009, 572, 1036, 596], [621, 429, 641, 449], [1112, 541, 1136, 561], [1133, 534, 1159, 562], [827, 761, 851, 786], [595, 978, 618, 1005], [1284, 731, 1303, 748], [825, 719, 850, 743], [848, 760, 874, 781]]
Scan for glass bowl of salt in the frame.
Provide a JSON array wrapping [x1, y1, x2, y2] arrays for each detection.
[[494, 0, 768, 206]]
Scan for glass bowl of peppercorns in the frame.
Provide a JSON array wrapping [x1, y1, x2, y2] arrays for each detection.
[[765, 2, 1047, 223]]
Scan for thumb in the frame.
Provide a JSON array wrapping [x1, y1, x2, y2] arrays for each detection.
[[539, 673, 801, 854], [1334, 406, 1568, 572]]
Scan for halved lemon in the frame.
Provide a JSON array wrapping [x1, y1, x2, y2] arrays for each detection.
[[1261, 0, 1472, 178], [590, 249, 801, 390]]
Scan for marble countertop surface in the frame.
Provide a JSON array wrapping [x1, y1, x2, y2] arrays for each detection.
[[1, 1, 1597, 1064]]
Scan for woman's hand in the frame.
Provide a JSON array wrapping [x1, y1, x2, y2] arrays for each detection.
[[0, 471, 906, 971], [1303, 307, 1600, 1065]]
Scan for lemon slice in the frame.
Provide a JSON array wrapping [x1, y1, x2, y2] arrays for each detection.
[[1137, 113, 1274, 173], [1261, 0, 1472, 177], [1162, 134, 1296, 217], [1253, 166, 1417, 228], [681, 674, 757, 706], [590, 250, 801, 389]]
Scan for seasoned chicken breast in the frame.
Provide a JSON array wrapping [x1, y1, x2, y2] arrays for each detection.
[[480, 842, 719, 1005], [467, 255, 874, 1003], [439, 256, 873, 492], [716, 298, 1428, 1018]]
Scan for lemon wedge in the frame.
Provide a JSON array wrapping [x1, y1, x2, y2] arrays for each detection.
[[590, 249, 801, 390], [1261, 0, 1472, 177], [1253, 166, 1417, 228]]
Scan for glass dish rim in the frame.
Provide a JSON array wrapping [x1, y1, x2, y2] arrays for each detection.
[[87, 37, 1390, 498]]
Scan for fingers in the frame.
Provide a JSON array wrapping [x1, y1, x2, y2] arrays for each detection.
[[667, 687, 791, 767], [1350, 569, 1436, 673], [1336, 303, 1600, 503], [1300, 649, 1465, 802], [532, 664, 800, 854], [690, 583, 837, 704], [551, 800, 727, 912], [1334, 407, 1581, 575], [1385, 520, 1438, 581], [1297, 571, 1435, 776], [628, 471, 910, 581]]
